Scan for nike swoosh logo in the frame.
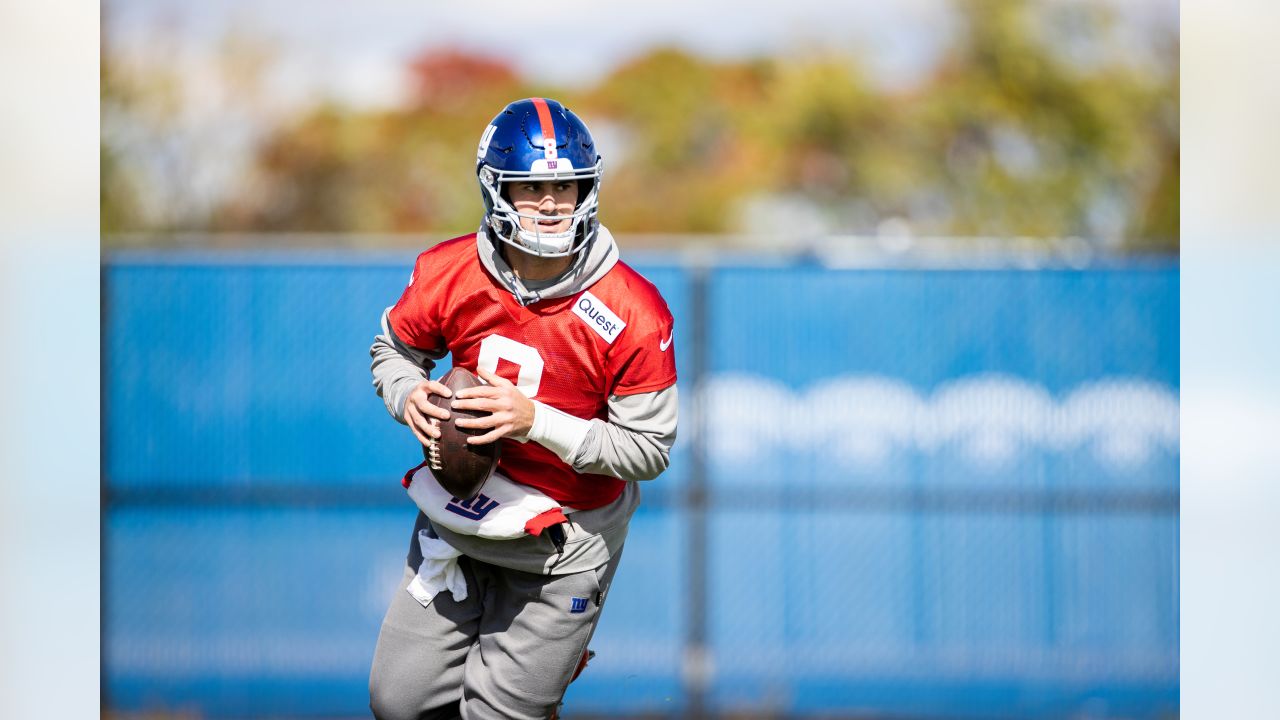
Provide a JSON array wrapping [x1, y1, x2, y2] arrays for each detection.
[[659, 331, 673, 352]]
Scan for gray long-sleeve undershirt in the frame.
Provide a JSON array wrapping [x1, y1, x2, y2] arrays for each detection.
[[370, 309, 677, 482]]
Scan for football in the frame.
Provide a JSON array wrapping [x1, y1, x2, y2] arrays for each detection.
[[423, 366, 501, 500]]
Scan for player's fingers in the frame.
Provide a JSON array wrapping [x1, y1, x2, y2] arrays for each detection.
[[467, 426, 507, 445], [453, 409, 506, 425], [421, 401, 451, 422], [451, 397, 503, 413], [406, 407, 440, 439], [475, 367, 513, 387], [404, 411, 425, 443], [424, 380, 453, 398], [476, 363, 509, 386], [454, 385, 500, 400], [409, 393, 450, 421], [406, 414, 434, 444]]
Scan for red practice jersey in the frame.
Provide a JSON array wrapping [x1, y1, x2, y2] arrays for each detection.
[[388, 235, 677, 510]]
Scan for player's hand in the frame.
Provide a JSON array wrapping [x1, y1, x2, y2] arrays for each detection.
[[403, 379, 452, 446], [452, 367, 535, 445]]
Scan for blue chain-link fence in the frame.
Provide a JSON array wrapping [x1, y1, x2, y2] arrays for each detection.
[[104, 249, 1178, 718]]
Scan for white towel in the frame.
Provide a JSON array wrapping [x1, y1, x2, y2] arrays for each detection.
[[405, 464, 575, 540], [406, 529, 466, 608]]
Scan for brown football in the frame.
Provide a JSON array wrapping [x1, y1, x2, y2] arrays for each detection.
[[423, 366, 501, 500]]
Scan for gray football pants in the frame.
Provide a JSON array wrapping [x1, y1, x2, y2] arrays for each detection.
[[369, 514, 622, 720]]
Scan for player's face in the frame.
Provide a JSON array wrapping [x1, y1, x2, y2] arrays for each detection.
[[507, 179, 579, 235]]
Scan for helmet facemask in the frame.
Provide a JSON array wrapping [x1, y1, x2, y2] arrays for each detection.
[[479, 161, 602, 258]]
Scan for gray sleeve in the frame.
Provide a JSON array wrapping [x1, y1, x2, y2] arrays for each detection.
[[569, 384, 678, 482], [369, 307, 447, 424]]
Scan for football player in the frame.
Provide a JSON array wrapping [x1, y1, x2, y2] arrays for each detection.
[[368, 98, 678, 720]]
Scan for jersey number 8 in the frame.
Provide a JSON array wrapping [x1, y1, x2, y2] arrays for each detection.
[[476, 334, 544, 398]]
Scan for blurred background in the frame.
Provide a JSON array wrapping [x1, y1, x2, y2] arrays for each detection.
[[101, 0, 1179, 718]]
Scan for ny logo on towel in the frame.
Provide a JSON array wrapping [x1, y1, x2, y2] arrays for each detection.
[[570, 597, 589, 614], [445, 493, 499, 521]]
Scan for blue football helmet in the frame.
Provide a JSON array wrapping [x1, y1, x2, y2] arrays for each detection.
[[476, 98, 603, 257]]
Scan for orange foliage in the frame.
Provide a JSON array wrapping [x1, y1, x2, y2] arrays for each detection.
[[407, 50, 520, 109]]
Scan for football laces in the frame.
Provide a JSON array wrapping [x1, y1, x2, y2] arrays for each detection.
[[426, 418, 443, 471]]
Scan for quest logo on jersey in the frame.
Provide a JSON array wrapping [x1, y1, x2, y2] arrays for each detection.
[[572, 291, 627, 344]]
